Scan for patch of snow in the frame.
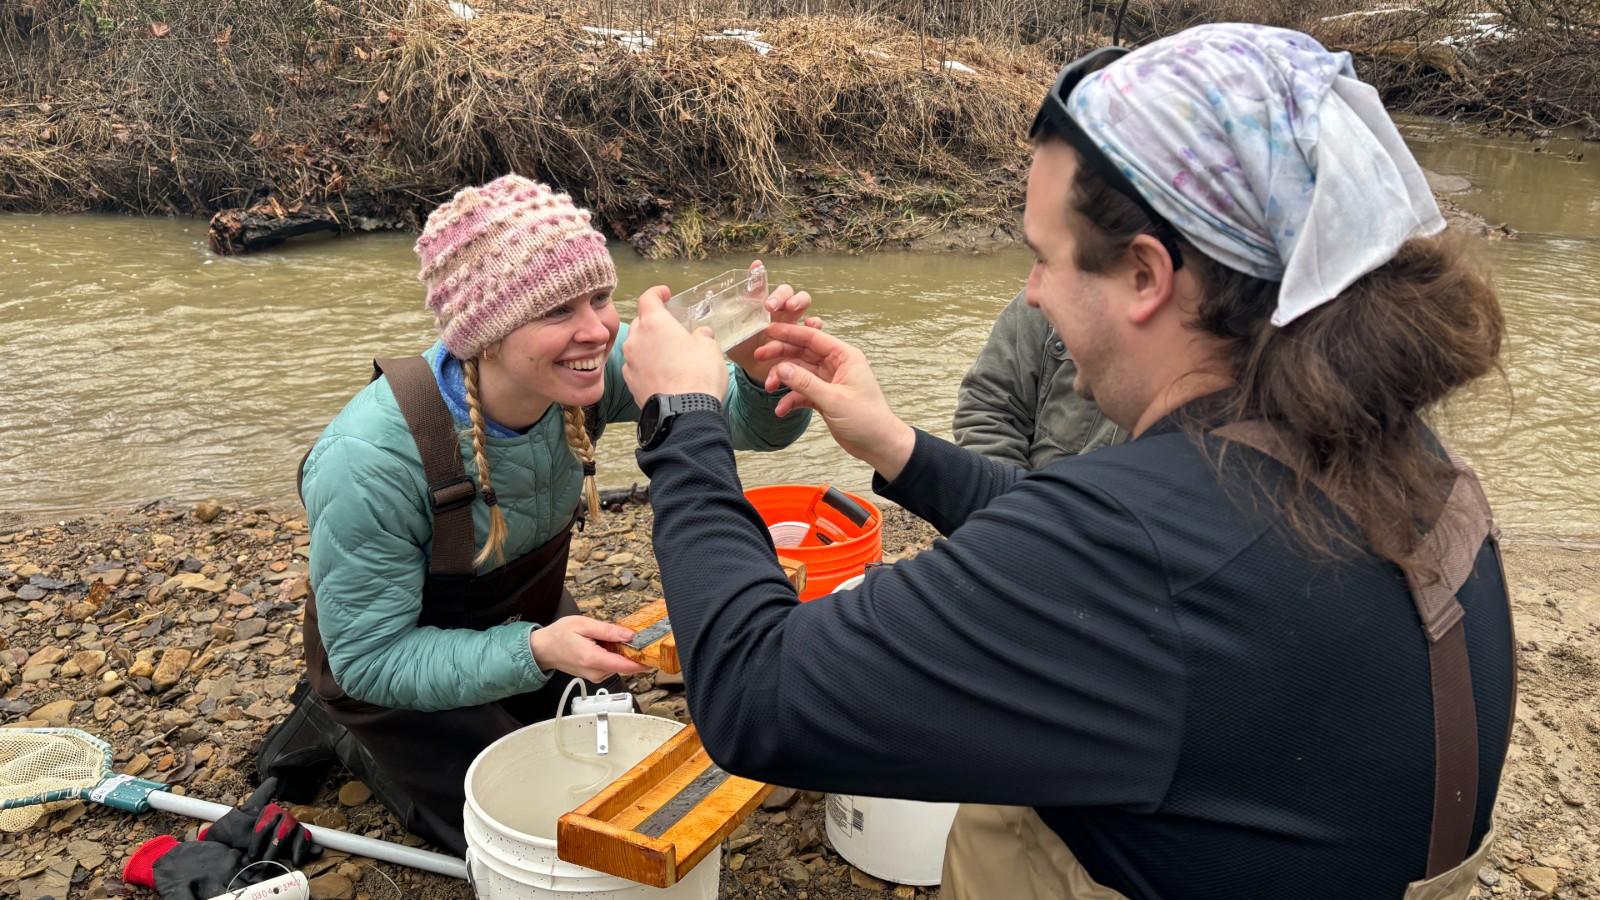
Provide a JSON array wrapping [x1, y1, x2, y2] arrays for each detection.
[[1319, 7, 1419, 23], [703, 28, 773, 55], [582, 25, 655, 52]]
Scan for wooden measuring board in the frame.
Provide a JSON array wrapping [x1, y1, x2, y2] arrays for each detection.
[[615, 598, 678, 672], [557, 724, 772, 887], [613, 557, 806, 674]]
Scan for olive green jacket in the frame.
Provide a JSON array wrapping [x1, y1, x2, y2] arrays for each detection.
[[953, 290, 1124, 468], [302, 332, 809, 712]]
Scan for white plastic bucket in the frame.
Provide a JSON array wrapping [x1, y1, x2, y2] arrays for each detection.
[[463, 712, 721, 899], [822, 574, 960, 886]]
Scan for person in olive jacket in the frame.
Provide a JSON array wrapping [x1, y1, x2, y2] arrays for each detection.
[[954, 289, 1123, 468]]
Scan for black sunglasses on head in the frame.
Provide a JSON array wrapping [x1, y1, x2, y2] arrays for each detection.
[[1030, 46, 1184, 270]]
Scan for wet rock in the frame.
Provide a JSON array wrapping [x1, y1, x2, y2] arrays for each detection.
[[25, 645, 67, 669], [645, 696, 688, 721], [779, 859, 810, 884], [158, 573, 227, 597], [1517, 866, 1560, 894], [851, 866, 890, 890], [234, 619, 268, 641], [308, 872, 354, 900], [93, 569, 127, 587], [337, 781, 372, 807], [33, 698, 76, 726], [95, 670, 125, 696], [18, 856, 75, 900], [761, 787, 799, 810], [67, 839, 107, 870], [71, 649, 107, 677], [151, 647, 193, 691], [128, 649, 156, 678], [193, 501, 223, 523]]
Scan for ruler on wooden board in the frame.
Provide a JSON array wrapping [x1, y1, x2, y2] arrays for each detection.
[[612, 557, 806, 674], [556, 724, 772, 888]]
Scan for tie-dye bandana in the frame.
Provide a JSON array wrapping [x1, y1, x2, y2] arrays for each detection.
[[1069, 23, 1444, 326]]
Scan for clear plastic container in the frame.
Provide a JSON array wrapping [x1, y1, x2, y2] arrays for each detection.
[[666, 265, 770, 352]]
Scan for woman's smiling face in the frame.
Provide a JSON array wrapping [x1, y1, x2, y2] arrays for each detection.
[[485, 288, 620, 410]]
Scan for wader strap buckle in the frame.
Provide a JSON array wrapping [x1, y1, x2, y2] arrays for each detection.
[[431, 477, 477, 515]]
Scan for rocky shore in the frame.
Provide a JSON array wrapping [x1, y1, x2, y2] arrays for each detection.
[[3, 500, 1594, 899]]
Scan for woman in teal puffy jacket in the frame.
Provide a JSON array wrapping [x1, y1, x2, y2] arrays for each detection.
[[260, 175, 813, 853]]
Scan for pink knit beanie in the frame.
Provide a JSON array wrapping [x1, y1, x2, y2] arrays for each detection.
[[415, 175, 618, 360]]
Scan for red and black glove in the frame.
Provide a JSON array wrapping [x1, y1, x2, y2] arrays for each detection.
[[123, 835, 271, 900], [199, 777, 320, 868]]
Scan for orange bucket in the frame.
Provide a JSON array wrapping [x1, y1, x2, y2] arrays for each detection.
[[743, 484, 882, 600]]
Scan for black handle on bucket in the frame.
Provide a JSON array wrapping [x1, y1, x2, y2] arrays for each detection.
[[821, 486, 872, 527]]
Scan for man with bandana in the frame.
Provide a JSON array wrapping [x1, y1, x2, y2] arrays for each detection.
[[619, 24, 1516, 900]]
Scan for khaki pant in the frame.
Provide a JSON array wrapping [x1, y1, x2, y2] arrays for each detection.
[[941, 804, 1495, 900]]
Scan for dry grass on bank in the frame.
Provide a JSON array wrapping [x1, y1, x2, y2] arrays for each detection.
[[2, 1, 1595, 256], [1, 0, 1048, 255]]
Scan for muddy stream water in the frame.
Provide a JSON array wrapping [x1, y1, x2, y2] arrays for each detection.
[[4, 123, 1597, 541]]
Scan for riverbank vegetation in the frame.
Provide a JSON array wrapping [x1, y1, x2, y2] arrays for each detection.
[[2, 1, 1594, 255]]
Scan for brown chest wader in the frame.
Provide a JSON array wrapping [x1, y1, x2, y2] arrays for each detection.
[[941, 424, 1517, 900], [260, 356, 612, 855]]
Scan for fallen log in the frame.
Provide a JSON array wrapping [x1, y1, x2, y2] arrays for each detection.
[[1338, 41, 1474, 81], [208, 202, 342, 255], [599, 483, 651, 509], [207, 194, 409, 255]]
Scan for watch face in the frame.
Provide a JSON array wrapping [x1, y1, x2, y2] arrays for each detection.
[[638, 395, 663, 447]]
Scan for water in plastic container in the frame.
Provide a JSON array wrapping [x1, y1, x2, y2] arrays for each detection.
[[667, 265, 770, 352]]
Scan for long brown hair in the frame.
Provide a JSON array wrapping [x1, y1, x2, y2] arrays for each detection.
[[1065, 154, 1504, 581], [462, 359, 604, 568]]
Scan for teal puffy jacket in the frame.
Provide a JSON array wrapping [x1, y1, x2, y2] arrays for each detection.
[[301, 333, 810, 712]]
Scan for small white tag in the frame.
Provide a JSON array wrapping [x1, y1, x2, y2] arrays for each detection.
[[569, 689, 634, 756], [89, 774, 136, 803]]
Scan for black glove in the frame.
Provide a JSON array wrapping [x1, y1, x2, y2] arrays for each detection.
[[124, 835, 274, 900], [201, 776, 320, 868]]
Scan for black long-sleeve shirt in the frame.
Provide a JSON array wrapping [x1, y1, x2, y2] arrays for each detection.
[[638, 408, 1514, 900]]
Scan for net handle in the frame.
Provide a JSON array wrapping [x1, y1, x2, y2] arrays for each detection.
[[145, 791, 467, 879]]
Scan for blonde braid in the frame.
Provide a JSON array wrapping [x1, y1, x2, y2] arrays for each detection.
[[563, 405, 603, 523], [463, 359, 509, 567]]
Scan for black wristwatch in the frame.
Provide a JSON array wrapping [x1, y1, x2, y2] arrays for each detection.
[[637, 393, 722, 450]]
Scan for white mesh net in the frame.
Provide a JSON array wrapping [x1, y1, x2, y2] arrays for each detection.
[[0, 728, 113, 832]]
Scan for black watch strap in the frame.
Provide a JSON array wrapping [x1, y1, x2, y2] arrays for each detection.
[[640, 392, 722, 450], [667, 393, 722, 416]]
